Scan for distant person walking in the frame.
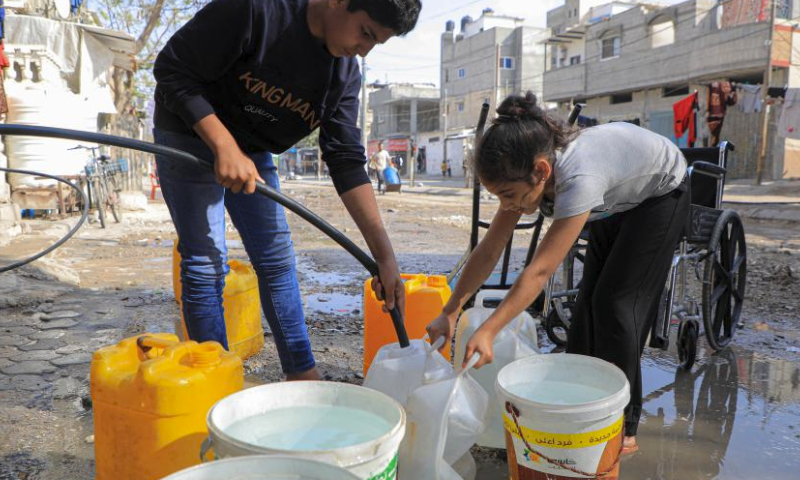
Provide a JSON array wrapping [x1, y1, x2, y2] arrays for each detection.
[[371, 141, 391, 194], [417, 146, 426, 173]]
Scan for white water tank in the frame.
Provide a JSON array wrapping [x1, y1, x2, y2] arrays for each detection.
[[5, 82, 100, 188]]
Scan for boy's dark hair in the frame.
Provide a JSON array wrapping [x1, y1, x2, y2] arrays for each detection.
[[348, 0, 422, 36], [476, 92, 572, 185]]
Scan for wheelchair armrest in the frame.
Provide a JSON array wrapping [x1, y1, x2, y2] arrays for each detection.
[[690, 161, 726, 178]]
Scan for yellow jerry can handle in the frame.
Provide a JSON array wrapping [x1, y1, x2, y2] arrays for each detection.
[[136, 335, 179, 359]]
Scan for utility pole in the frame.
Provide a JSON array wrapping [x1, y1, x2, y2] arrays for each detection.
[[756, 0, 777, 185], [442, 88, 448, 178], [361, 57, 368, 160]]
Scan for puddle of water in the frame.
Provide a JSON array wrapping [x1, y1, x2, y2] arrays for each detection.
[[296, 257, 354, 286], [304, 293, 360, 315], [623, 347, 800, 480]]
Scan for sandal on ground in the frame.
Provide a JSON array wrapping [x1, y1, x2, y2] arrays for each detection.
[[621, 436, 639, 455]]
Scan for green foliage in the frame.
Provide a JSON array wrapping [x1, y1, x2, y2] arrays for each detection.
[[296, 132, 320, 149]]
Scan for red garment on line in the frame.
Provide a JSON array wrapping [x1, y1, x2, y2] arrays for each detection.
[[673, 92, 698, 146], [0, 42, 9, 69]]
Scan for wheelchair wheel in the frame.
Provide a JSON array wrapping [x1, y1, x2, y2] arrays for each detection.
[[545, 300, 573, 347], [677, 320, 698, 370], [702, 210, 746, 351]]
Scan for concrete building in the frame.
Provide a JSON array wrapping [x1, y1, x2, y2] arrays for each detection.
[[440, 9, 548, 177], [542, 0, 800, 179], [368, 82, 440, 176]]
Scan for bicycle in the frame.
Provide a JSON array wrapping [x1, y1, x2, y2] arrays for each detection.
[[70, 145, 125, 228]]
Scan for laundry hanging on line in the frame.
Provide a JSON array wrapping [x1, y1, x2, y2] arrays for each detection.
[[737, 84, 762, 113], [778, 88, 800, 140], [673, 91, 698, 147], [708, 81, 737, 147]]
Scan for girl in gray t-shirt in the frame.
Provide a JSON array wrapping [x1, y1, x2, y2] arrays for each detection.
[[427, 92, 689, 455]]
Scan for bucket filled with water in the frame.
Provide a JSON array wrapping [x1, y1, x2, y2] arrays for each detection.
[[161, 456, 360, 480], [204, 382, 406, 480], [496, 354, 630, 479]]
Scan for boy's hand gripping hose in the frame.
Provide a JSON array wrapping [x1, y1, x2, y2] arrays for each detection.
[[0, 124, 410, 348]]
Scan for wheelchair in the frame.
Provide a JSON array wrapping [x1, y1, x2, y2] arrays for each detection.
[[544, 142, 747, 370]]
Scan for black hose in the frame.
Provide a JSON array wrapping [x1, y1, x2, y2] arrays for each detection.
[[0, 124, 410, 347], [0, 167, 89, 273]]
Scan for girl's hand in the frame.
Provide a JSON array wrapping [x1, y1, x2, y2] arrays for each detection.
[[463, 326, 497, 369], [426, 311, 458, 354]]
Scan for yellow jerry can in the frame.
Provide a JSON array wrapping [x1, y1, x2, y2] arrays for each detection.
[[172, 244, 265, 360], [363, 273, 452, 374], [91, 334, 243, 480]]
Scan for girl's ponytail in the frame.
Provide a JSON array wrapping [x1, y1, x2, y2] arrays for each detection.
[[476, 92, 573, 185]]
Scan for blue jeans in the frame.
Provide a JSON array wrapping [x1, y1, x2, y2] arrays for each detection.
[[154, 129, 315, 374]]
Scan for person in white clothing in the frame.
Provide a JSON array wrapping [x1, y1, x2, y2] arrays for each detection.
[[371, 141, 391, 194]]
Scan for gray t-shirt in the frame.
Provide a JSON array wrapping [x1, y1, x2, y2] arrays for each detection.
[[546, 122, 687, 221]]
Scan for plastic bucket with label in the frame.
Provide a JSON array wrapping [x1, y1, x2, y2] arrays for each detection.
[[496, 354, 630, 479]]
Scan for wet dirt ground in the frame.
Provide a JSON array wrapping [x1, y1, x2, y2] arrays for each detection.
[[0, 178, 799, 479]]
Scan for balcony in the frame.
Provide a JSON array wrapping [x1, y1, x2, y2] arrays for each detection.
[[543, 63, 586, 102], [585, 23, 770, 97]]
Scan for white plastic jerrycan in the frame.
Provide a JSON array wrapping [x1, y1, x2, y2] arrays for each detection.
[[453, 289, 540, 449]]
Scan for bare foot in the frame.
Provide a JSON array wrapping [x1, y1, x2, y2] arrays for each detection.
[[622, 436, 639, 455], [285, 367, 323, 381]]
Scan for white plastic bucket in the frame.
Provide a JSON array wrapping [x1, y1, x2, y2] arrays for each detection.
[[161, 455, 360, 480], [496, 354, 630, 479], [204, 382, 406, 480]]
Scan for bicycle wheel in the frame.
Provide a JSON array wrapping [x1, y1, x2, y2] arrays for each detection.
[[92, 177, 107, 229], [105, 174, 122, 223]]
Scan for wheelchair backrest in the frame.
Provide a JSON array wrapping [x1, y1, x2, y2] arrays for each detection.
[[679, 141, 733, 210]]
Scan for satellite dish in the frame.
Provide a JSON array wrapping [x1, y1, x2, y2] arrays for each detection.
[[54, 0, 71, 19]]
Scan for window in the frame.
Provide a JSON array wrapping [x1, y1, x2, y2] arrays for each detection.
[[378, 113, 386, 123], [445, 69, 449, 82], [457, 102, 465, 112], [560, 48, 568, 66], [574, 8, 578, 17], [663, 85, 689, 97], [458, 68, 466, 78], [500, 57, 515, 69], [601, 37, 621, 59], [611, 93, 632, 104], [650, 21, 674, 48], [570, 55, 581, 65]]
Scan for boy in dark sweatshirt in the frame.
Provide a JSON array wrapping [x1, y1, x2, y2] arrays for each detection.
[[153, 0, 421, 380]]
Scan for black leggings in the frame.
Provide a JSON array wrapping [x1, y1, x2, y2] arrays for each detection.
[[567, 181, 689, 437]]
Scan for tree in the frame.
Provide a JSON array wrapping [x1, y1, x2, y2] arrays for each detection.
[[93, 0, 205, 116]]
